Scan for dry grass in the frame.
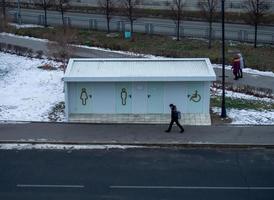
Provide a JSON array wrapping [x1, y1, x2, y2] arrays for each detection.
[[12, 27, 274, 72]]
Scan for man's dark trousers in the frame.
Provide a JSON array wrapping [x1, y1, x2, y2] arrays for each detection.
[[166, 119, 184, 132]]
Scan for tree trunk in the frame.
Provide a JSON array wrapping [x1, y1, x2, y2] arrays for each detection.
[[61, 9, 65, 30], [130, 19, 133, 34], [129, 3, 133, 36], [208, 17, 213, 49], [254, 22, 258, 48], [1, 0, 6, 21], [176, 10, 180, 41], [106, 0, 110, 33], [177, 19, 180, 41], [44, 7, 48, 27], [107, 16, 110, 33]]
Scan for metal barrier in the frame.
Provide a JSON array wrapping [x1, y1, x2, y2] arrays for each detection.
[[9, 11, 274, 45]]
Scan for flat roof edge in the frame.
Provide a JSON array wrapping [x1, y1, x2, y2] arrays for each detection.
[[64, 76, 216, 82]]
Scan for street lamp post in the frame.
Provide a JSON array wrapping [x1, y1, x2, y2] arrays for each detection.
[[221, 0, 226, 118]]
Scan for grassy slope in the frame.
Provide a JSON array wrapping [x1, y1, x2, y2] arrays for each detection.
[[211, 96, 274, 111], [13, 27, 274, 72]]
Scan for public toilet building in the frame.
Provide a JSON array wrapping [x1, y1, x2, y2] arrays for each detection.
[[64, 58, 216, 125]]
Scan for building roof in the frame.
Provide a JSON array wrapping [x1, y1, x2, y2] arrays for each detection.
[[64, 58, 216, 82]]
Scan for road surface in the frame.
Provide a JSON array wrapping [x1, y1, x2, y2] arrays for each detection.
[[8, 8, 274, 44], [0, 147, 274, 199]]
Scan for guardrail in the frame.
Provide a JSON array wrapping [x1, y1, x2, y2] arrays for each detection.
[[10, 12, 274, 45]]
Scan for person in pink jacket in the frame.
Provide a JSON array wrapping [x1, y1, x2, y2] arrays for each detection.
[[232, 55, 240, 80]]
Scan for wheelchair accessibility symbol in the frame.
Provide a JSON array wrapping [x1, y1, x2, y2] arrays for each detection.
[[188, 90, 201, 103]]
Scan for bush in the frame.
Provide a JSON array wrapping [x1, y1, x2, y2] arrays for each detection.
[[36, 50, 44, 59], [37, 63, 58, 70]]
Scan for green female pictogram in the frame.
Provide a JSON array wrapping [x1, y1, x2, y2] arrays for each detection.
[[121, 88, 127, 105], [80, 88, 88, 105]]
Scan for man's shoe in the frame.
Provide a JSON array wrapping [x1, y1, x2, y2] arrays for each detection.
[[165, 130, 170, 133], [180, 130, 184, 133]]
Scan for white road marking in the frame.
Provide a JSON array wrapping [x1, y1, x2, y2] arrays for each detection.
[[110, 186, 274, 190], [17, 184, 85, 188]]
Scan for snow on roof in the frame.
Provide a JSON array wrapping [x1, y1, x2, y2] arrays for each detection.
[[64, 58, 216, 82]]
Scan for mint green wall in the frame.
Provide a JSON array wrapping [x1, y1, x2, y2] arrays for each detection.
[[67, 81, 210, 116], [147, 82, 164, 113]]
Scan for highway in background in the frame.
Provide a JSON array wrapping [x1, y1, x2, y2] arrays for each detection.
[[8, 8, 274, 44]]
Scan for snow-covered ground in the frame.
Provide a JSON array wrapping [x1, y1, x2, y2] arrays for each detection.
[[212, 88, 274, 103], [0, 42, 273, 124], [211, 88, 274, 124], [0, 52, 64, 121], [212, 107, 274, 125]]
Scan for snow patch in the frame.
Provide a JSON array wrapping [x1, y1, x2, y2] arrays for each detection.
[[211, 88, 274, 102], [9, 23, 44, 29], [0, 52, 64, 121], [0, 32, 49, 42], [212, 107, 274, 125], [0, 143, 143, 150]]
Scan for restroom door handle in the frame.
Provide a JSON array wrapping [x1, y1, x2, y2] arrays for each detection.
[[89, 95, 92, 98], [129, 95, 132, 98], [148, 94, 151, 98]]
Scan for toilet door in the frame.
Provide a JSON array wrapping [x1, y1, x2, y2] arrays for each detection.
[[147, 82, 164, 113]]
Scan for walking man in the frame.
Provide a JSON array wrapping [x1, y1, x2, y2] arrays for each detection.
[[165, 104, 184, 133]]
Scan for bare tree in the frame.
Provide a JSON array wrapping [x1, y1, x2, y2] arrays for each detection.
[[170, 0, 185, 41], [243, 0, 270, 48], [120, 0, 141, 37], [98, 0, 115, 33], [198, 0, 219, 49], [48, 28, 76, 69], [1, 0, 6, 22], [0, 0, 9, 32], [34, 0, 54, 27], [0, 10, 3, 32], [55, 0, 70, 31]]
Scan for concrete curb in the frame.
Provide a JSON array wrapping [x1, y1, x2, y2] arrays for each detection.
[[1, 140, 274, 149]]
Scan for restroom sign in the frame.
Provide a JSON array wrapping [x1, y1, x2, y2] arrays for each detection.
[[188, 90, 201, 102], [80, 88, 88, 105], [121, 88, 128, 105]]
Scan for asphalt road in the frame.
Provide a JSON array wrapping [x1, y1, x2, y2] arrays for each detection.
[[8, 8, 274, 44], [1, 147, 274, 200]]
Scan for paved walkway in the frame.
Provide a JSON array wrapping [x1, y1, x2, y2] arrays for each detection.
[[214, 68, 274, 94], [1, 33, 273, 94], [0, 122, 274, 148], [0, 33, 273, 148]]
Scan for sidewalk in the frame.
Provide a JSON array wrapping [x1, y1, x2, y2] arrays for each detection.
[[0, 122, 274, 148]]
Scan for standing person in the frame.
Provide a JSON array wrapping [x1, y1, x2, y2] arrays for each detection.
[[165, 104, 184, 133], [237, 53, 244, 78], [232, 55, 240, 80]]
